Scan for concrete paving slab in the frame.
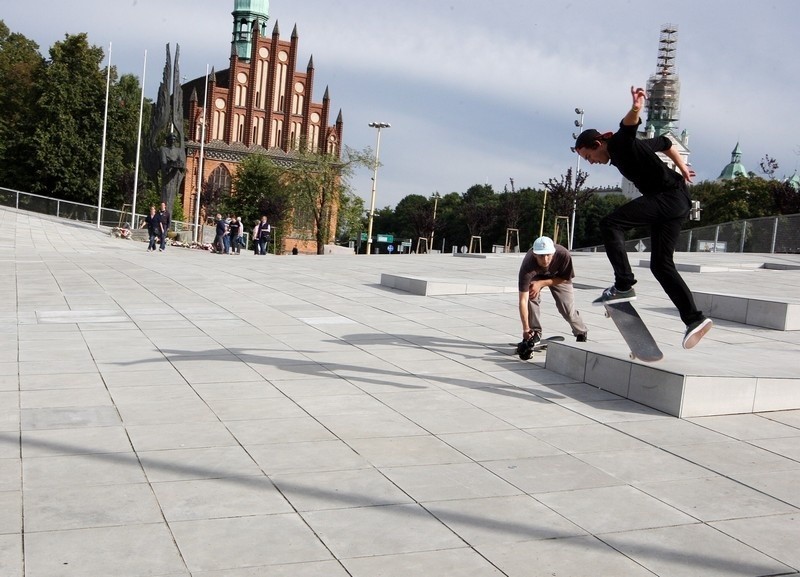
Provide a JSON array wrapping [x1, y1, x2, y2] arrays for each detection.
[[3, 207, 800, 576]]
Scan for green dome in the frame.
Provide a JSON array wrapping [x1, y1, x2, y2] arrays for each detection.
[[234, 0, 268, 16]]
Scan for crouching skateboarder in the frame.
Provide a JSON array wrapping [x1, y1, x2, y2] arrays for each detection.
[[518, 236, 588, 353]]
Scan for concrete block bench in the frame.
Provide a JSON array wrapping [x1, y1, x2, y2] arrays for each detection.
[[380, 273, 514, 296], [691, 291, 800, 330]]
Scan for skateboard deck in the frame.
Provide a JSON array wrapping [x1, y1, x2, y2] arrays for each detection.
[[603, 301, 663, 362], [515, 335, 565, 360]]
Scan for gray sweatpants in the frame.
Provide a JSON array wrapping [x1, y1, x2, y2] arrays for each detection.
[[528, 282, 587, 337]]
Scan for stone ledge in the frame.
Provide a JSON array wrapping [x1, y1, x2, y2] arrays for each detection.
[[545, 341, 800, 417], [691, 291, 800, 330], [380, 273, 514, 296], [637, 259, 763, 273]]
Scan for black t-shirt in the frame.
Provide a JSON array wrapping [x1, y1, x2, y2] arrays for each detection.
[[517, 244, 575, 292], [607, 121, 683, 196], [229, 220, 240, 236]]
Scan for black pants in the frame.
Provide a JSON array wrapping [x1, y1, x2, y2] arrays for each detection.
[[600, 185, 702, 326]]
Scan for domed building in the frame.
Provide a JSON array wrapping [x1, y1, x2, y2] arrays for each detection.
[[717, 142, 750, 181]]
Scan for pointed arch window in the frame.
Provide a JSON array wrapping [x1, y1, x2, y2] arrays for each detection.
[[208, 165, 232, 196]]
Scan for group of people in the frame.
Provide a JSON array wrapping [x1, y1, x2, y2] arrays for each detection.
[[140, 202, 172, 252], [519, 84, 712, 351], [212, 214, 273, 255], [212, 213, 245, 255]]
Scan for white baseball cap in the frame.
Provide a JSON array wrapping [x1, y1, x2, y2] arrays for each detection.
[[532, 236, 555, 255]]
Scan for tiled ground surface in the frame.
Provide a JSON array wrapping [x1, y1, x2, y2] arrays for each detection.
[[1, 207, 799, 576]]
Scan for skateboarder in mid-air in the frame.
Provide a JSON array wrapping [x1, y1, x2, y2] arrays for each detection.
[[517, 236, 588, 352], [574, 85, 712, 349]]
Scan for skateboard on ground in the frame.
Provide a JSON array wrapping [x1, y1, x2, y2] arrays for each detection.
[[515, 335, 565, 360], [603, 301, 663, 362]]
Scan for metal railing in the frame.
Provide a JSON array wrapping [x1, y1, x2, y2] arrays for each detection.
[[578, 213, 800, 254], [0, 186, 192, 232], [0, 187, 282, 253]]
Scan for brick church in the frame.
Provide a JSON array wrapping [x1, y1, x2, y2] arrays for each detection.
[[181, 0, 343, 253]]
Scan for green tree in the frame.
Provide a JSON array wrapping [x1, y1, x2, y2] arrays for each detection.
[[29, 34, 108, 204], [433, 192, 465, 252], [0, 22, 44, 190], [227, 154, 287, 232], [539, 168, 593, 246], [285, 145, 372, 254], [106, 73, 152, 213], [335, 191, 365, 246], [461, 184, 498, 249], [577, 193, 629, 248], [394, 194, 432, 245]]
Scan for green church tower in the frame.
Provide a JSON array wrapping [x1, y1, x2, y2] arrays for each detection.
[[232, 0, 270, 61]]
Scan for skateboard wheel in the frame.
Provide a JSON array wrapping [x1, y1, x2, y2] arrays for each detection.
[[629, 353, 636, 360], [604, 311, 610, 318]]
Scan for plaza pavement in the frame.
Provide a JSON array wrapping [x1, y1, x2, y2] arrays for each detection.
[[1, 206, 799, 576]]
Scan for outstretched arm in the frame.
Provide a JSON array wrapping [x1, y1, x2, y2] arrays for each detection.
[[622, 86, 646, 126], [664, 147, 696, 183]]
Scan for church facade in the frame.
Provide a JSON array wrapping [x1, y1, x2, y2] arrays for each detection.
[[181, 0, 343, 253]]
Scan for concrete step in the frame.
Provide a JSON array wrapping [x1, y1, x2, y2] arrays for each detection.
[[545, 341, 800, 418]]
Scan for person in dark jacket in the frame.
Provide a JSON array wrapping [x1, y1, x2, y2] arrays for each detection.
[[574, 85, 712, 349], [157, 202, 171, 251], [140, 206, 160, 252]]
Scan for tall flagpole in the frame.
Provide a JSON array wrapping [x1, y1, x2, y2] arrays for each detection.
[[97, 42, 111, 228], [131, 49, 147, 230], [193, 64, 209, 244]]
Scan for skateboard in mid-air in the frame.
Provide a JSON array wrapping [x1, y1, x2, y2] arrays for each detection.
[[603, 301, 663, 362], [515, 335, 565, 360]]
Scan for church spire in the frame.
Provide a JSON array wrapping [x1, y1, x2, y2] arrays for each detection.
[[231, 0, 270, 61]]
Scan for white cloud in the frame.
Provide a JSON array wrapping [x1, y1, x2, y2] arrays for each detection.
[[3, 0, 799, 207]]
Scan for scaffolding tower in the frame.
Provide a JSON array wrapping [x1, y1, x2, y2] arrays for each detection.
[[646, 24, 680, 136]]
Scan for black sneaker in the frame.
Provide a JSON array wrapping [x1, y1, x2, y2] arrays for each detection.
[[576, 333, 588, 342], [683, 317, 713, 349], [592, 285, 636, 306]]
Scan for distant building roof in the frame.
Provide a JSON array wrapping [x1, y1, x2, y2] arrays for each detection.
[[787, 170, 800, 191], [718, 142, 748, 180]]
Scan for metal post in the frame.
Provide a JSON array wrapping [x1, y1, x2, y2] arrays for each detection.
[[771, 217, 778, 253], [131, 50, 147, 231], [739, 221, 747, 253], [366, 122, 390, 255], [429, 192, 439, 249], [193, 65, 210, 244], [97, 42, 111, 228], [569, 108, 584, 250]]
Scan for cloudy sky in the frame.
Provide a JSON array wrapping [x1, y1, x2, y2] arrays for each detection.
[[4, 1, 799, 209]]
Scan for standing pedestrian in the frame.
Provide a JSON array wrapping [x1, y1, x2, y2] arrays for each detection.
[[140, 206, 160, 252], [157, 201, 171, 251], [229, 214, 242, 255], [257, 215, 271, 255], [213, 213, 227, 254], [574, 85, 712, 349]]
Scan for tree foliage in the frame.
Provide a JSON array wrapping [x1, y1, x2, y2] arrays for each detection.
[[283, 145, 372, 254], [0, 21, 45, 189], [227, 154, 287, 230]]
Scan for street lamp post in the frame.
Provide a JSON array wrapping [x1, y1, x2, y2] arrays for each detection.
[[429, 192, 440, 250], [366, 122, 390, 255], [569, 107, 584, 250]]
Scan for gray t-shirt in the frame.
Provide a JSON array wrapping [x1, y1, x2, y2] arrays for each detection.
[[517, 244, 575, 292]]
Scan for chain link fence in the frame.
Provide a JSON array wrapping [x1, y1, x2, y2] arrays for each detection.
[[579, 213, 800, 254]]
